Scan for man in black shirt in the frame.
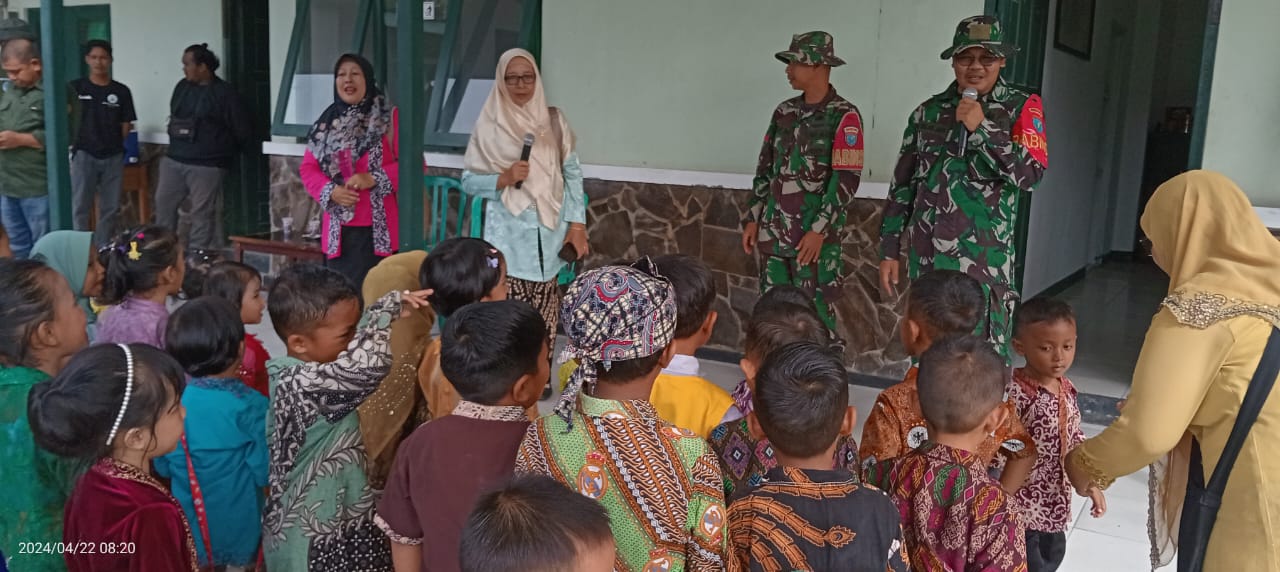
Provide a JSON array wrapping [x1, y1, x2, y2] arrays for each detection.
[[155, 43, 252, 255], [69, 39, 135, 245]]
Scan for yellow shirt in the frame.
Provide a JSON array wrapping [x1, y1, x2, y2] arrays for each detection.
[[558, 355, 739, 438], [1075, 309, 1280, 570]]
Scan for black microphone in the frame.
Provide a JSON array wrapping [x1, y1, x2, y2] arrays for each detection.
[[956, 87, 979, 156], [515, 133, 534, 189]]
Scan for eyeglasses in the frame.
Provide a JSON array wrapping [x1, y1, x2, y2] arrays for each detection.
[[503, 73, 536, 86], [952, 54, 1001, 68]]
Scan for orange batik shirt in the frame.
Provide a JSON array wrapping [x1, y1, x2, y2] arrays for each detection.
[[859, 366, 1036, 471]]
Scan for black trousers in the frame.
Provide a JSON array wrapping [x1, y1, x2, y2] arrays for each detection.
[[1026, 529, 1067, 572], [326, 226, 386, 288]]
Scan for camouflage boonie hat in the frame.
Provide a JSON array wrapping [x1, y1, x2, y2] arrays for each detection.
[[940, 15, 1019, 60], [776, 31, 846, 67]]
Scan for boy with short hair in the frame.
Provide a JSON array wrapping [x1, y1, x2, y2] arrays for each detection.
[[708, 304, 858, 502], [0, 38, 48, 258], [860, 269, 1036, 492], [263, 263, 430, 571], [459, 474, 616, 572], [516, 265, 736, 571], [867, 335, 1027, 571], [1008, 297, 1105, 571], [377, 300, 549, 572], [729, 342, 909, 571], [640, 254, 741, 437]]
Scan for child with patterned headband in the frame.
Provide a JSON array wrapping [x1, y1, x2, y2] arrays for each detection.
[[515, 264, 737, 571]]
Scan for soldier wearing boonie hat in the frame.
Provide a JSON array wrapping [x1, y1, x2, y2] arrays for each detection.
[[877, 14, 1049, 362], [744, 31, 863, 342]]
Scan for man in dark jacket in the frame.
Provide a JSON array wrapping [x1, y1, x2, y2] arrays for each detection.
[[155, 43, 252, 255]]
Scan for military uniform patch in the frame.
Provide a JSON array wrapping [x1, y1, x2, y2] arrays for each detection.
[[832, 111, 864, 171], [1012, 94, 1048, 168]]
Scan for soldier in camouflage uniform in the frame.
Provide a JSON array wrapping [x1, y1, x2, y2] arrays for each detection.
[[878, 16, 1048, 360], [743, 31, 863, 333]]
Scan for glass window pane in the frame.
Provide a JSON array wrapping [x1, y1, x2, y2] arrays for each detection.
[[282, 0, 370, 126], [432, 0, 525, 136]]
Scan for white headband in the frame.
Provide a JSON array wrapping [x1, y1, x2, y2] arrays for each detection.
[[105, 343, 135, 446]]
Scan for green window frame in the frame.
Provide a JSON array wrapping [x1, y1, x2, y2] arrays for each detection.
[[273, 0, 541, 150]]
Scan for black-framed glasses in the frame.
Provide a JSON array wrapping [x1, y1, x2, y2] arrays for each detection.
[[503, 73, 536, 86], [952, 54, 1001, 68]]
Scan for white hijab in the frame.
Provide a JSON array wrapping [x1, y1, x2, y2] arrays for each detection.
[[465, 48, 573, 230]]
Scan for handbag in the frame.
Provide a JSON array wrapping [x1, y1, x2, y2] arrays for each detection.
[[167, 116, 197, 142], [1177, 326, 1280, 572]]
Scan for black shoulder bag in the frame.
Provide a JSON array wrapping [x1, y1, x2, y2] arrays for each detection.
[[1178, 326, 1280, 572]]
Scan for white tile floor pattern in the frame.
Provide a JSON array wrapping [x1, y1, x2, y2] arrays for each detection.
[[246, 304, 1153, 571]]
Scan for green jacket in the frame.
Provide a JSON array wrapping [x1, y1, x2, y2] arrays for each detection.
[[0, 83, 47, 198]]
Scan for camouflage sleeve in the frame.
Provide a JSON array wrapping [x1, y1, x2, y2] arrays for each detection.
[[745, 109, 780, 224], [811, 110, 862, 237], [878, 108, 922, 260], [971, 96, 1047, 192]]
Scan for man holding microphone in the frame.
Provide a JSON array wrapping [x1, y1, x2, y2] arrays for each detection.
[[878, 15, 1048, 360], [743, 31, 863, 336]]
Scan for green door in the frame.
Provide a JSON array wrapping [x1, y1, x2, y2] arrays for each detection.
[[26, 5, 111, 82]]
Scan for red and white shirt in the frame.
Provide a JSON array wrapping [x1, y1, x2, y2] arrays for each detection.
[[1007, 368, 1086, 532]]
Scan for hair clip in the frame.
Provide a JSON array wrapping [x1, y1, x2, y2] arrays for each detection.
[[127, 241, 142, 261], [134, 231, 145, 240], [486, 256, 500, 269]]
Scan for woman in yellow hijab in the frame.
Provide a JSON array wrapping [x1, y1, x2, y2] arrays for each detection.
[[1066, 171, 1280, 570]]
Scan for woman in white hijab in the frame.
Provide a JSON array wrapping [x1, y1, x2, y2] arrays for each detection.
[[462, 48, 588, 396]]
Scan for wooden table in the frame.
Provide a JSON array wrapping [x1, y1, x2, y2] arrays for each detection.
[[229, 232, 325, 264]]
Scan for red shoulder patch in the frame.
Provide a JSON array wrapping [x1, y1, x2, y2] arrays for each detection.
[[832, 111, 864, 171], [1012, 94, 1048, 168]]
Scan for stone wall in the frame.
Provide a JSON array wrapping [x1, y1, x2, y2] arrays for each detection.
[[265, 154, 910, 377]]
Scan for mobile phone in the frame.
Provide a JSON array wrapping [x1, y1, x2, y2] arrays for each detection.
[[558, 242, 580, 263]]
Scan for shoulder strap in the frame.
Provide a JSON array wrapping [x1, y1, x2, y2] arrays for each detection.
[[182, 436, 216, 569], [548, 106, 565, 166], [1207, 327, 1280, 494]]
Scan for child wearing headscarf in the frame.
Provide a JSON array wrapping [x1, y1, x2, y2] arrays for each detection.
[[30, 230, 105, 340], [515, 265, 736, 572]]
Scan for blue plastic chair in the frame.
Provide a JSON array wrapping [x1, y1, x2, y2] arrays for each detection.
[[423, 175, 486, 251]]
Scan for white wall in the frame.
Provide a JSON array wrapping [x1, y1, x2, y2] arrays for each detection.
[[541, 0, 983, 178], [12, 0, 225, 134], [1201, 0, 1280, 207], [1023, 0, 1150, 296]]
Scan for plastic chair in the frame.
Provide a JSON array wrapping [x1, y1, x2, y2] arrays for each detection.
[[423, 175, 486, 251]]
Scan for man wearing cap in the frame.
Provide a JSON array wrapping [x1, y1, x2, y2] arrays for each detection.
[[878, 15, 1048, 360], [743, 31, 863, 336]]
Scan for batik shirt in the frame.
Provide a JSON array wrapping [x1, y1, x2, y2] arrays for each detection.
[[516, 394, 737, 572], [1006, 368, 1085, 533], [859, 366, 1035, 472], [713, 380, 859, 503], [878, 79, 1047, 357], [728, 466, 910, 572], [867, 442, 1027, 572], [262, 292, 404, 572]]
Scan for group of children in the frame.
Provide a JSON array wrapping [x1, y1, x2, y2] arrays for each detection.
[[0, 223, 1107, 572]]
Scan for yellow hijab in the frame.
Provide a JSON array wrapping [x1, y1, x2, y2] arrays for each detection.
[[1140, 170, 1280, 567], [464, 48, 574, 230]]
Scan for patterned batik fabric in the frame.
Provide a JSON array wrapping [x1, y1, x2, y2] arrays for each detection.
[[262, 291, 404, 572], [866, 442, 1028, 572], [728, 467, 910, 572], [507, 276, 560, 382], [1006, 368, 1085, 533], [878, 79, 1048, 360], [747, 89, 863, 312], [859, 366, 1035, 474], [709, 414, 859, 504], [515, 394, 737, 572]]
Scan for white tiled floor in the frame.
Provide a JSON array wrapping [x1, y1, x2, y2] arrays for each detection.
[[248, 297, 1153, 571]]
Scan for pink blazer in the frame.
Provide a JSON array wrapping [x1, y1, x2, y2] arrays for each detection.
[[301, 107, 403, 258]]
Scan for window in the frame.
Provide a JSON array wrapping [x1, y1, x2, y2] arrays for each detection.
[[273, 0, 541, 149]]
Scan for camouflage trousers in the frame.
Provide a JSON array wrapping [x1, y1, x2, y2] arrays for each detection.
[[980, 283, 1016, 364], [758, 243, 843, 333]]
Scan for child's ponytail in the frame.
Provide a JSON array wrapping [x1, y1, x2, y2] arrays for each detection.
[[97, 225, 182, 306]]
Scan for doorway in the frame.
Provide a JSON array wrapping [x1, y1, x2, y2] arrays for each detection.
[[25, 4, 110, 82], [220, 0, 272, 237]]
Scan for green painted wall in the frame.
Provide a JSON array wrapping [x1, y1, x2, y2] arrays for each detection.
[[1201, 0, 1280, 206], [11, 0, 225, 135], [541, 0, 984, 179]]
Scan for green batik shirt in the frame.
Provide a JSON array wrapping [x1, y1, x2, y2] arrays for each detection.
[[747, 88, 862, 257], [878, 79, 1047, 337], [516, 395, 734, 572]]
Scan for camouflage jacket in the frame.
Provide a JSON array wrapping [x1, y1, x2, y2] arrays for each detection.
[[878, 79, 1047, 301], [747, 88, 862, 257]]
